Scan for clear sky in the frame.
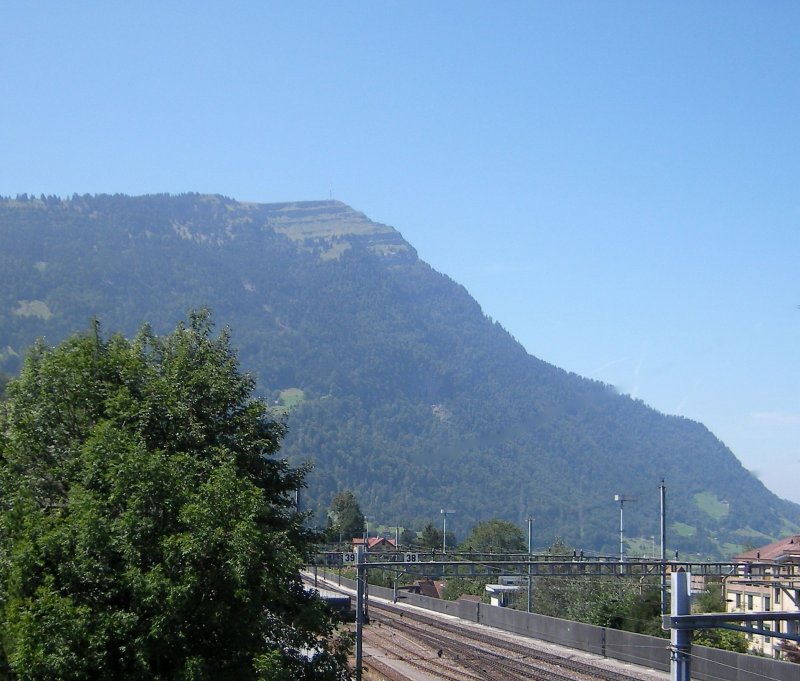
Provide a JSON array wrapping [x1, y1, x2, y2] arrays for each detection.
[[3, 3, 799, 503]]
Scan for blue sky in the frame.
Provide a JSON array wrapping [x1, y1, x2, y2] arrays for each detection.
[[3, 3, 799, 503]]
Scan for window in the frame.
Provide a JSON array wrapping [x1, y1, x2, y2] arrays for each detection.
[[765, 595, 771, 611], [774, 587, 781, 605], [747, 594, 754, 610], [735, 593, 742, 608]]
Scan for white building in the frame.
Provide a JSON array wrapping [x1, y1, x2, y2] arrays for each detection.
[[725, 535, 800, 658]]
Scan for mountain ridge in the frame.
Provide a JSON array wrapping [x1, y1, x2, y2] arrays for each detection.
[[0, 192, 796, 557]]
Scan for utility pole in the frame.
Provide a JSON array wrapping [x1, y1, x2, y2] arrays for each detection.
[[527, 515, 534, 613], [660, 480, 668, 618], [670, 569, 691, 681], [614, 494, 637, 561], [441, 509, 455, 554], [355, 545, 365, 681]]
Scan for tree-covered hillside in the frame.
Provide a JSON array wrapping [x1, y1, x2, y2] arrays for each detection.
[[0, 193, 796, 556]]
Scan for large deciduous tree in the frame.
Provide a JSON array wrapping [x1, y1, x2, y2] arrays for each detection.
[[461, 519, 526, 554], [692, 582, 748, 653], [325, 490, 365, 544], [419, 523, 443, 550], [0, 312, 350, 680]]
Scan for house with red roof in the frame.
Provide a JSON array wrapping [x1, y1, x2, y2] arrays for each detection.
[[351, 536, 397, 551]]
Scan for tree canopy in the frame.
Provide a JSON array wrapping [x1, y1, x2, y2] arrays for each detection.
[[461, 519, 526, 554], [419, 523, 443, 550], [692, 582, 748, 653], [325, 490, 365, 544], [0, 312, 350, 680]]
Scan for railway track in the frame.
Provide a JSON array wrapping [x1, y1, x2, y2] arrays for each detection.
[[305, 576, 666, 681], [367, 601, 656, 681], [367, 618, 578, 680]]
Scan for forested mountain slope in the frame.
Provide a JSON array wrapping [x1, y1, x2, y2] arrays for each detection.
[[0, 193, 796, 556]]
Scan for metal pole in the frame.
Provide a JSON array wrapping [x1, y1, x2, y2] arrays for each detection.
[[440, 509, 455, 554], [661, 480, 668, 618], [364, 576, 369, 621], [670, 570, 691, 681], [614, 494, 636, 561], [355, 545, 365, 681], [527, 515, 533, 613]]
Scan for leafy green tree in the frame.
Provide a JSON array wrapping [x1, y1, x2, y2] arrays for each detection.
[[619, 587, 664, 636], [326, 490, 365, 544], [523, 539, 665, 636], [692, 581, 748, 652], [441, 577, 489, 602], [399, 528, 417, 547], [693, 628, 749, 653], [547, 537, 573, 555], [0, 312, 350, 680], [531, 574, 665, 636], [419, 523, 442, 550], [693, 580, 725, 613], [461, 519, 526, 553]]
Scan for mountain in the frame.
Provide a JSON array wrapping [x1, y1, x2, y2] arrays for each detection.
[[0, 193, 797, 557]]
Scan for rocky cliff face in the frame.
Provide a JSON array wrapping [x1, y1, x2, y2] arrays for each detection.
[[265, 200, 417, 261]]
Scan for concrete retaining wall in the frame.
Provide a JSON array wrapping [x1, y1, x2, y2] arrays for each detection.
[[691, 643, 797, 681], [605, 625, 669, 672]]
